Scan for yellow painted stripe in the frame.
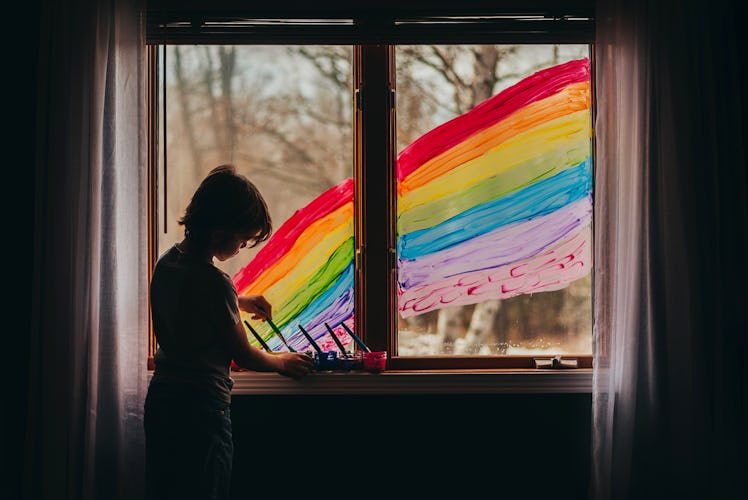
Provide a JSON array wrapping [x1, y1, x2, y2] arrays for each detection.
[[399, 81, 590, 196], [399, 108, 591, 212]]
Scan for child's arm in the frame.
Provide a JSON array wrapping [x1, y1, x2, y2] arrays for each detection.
[[223, 321, 314, 379]]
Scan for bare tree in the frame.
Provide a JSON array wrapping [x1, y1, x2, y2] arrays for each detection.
[[172, 46, 203, 173]]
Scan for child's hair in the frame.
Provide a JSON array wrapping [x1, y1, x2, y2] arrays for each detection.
[[178, 164, 272, 247]]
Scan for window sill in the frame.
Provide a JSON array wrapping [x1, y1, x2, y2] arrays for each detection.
[[229, 369, 592, 395]]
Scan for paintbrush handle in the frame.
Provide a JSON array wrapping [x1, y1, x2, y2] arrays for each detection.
[[324, 322, 348, 356], [244, 320, 271, 351], [266, 319, 296, 352], [297, 325, 323, 353], [339, 322, 371, 352]]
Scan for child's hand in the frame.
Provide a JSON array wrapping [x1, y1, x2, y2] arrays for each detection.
[[277, 352, 315, 379], [238, 294, 272, 320]]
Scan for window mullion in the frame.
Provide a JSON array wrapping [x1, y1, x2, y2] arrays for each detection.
[[354, 45, 396, 354]]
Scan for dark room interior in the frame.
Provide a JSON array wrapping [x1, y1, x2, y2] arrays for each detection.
[[5, 1, 747, 499]]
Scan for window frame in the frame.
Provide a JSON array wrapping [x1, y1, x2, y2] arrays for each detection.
[[146, 5, 595, 372]]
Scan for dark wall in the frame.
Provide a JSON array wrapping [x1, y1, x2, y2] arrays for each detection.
[[6, 2, 41, 500], [230, 393, 592, 499]]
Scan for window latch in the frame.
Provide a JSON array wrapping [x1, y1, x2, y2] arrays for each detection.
[[534, 355, 578, 369]]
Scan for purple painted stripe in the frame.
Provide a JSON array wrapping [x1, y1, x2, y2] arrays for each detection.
[[398, 197, 592, 289]]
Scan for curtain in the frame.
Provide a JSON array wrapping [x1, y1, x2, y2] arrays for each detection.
[[25, 0, 147, 499], [592, 0, 747, 498]]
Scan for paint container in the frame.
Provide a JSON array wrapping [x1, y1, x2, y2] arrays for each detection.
[[314, 351, 339, 371], [362, 351, 387, 372], [338, 351, 363, 371]]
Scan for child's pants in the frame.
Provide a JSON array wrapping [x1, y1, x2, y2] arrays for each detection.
[[144, 383, 233, 500]]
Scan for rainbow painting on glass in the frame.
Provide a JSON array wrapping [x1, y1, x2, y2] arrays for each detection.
[[397, 57, 593, 318], [233, 57, 592, 351], [233, 178, 355, 353]]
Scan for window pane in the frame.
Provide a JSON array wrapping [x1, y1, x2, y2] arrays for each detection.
[[395, 45, 593, 356], [159, 45, 354, 353]]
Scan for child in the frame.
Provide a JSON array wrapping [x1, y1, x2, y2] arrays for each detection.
[[144, 164, 314, 500]]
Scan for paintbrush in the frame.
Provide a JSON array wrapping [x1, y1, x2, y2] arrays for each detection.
[[324, 322, 349, 356], [266, 318, 297, 352], [297, 325, 323, 353], [339, 321, 371, 352], [244, 320, 272, 351]]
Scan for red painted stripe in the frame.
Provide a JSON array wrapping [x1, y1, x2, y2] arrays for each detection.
[[396, 58, 590, 181], [233, 177, 354, 289]]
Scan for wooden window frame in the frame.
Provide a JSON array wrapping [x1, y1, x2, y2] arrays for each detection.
[[146, 4, 595, 371]]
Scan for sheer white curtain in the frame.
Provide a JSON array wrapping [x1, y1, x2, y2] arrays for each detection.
[[26, 0, 147, 499], [592, 0, 747, 498]]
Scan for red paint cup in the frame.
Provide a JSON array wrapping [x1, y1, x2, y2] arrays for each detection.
[[362, 351, 387, 372]]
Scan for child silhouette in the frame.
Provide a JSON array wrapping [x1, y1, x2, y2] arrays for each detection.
[[144, 164, 314, 500]]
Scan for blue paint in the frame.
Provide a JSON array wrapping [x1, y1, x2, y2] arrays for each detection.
[[397, 158, 592, 259]]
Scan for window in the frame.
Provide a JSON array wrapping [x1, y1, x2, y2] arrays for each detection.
[[147, 7, 595, 371], [154, 44, 354, 353], [395, 45, 593, 360]]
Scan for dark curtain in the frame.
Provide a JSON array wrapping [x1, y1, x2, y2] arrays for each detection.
[[24, 0, 148, 499], [592, 0, 747, 498]]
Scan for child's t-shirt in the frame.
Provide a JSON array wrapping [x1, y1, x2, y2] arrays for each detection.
[[149, 244, 241, 404]]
